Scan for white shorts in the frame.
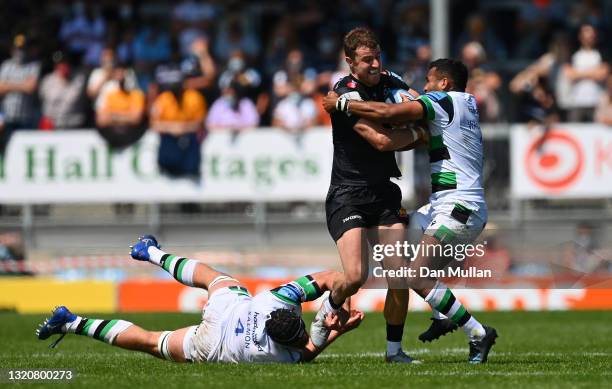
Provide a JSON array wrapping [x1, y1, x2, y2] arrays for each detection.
[[409, 202, 487, 244], [188, 286, 250, 363]]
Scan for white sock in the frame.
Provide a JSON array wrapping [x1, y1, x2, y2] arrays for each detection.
[[147, 246, 165, 265], [62, 315, 82, 333], [462, 316, 486, 341], [147, 248, 198, 286], [321, 293, 339, 315], [432, 309, 447, 320], [63, 316, 133, 344], [386, 341, 402, 355]]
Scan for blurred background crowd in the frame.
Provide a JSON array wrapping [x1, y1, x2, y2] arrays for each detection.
[[1, 0, 611, 154]]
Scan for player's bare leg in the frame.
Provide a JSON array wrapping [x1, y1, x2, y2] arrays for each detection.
[[369, 223, 416, 363], [311, 228, 368, 347]]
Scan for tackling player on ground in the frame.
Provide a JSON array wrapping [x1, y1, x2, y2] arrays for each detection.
[[311, 27, 424, 363], [323, 58, 498, 363], [36, 235, 363, 363]]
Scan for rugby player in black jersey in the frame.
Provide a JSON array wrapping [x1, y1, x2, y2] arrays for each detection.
[[309, 27, 425, 363]]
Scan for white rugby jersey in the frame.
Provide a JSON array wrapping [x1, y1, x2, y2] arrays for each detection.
[[208, 290, 303, 363], [417, 91, 486, 209]]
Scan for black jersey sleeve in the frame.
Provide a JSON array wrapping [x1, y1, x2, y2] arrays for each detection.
[[381, 70, 410, 91]]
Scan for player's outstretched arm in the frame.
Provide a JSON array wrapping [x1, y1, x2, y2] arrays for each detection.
[[300, 309, 365, 362], [323, 91, 424, 123], [353, 118, 425, 152]]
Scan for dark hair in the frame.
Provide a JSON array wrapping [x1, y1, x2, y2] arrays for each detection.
[[265, 308, 306, 346], [428, 58, 468, 92], [343, 27, 380, 60]]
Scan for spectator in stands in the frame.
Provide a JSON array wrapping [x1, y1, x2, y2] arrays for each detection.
[[455, 14, 507, 61], [87, 46, 117, 101], [213, 13, 260, 64], [391, 1, 429, 66], [150, 67, 206, 178], [324, 48, 351, 91], [0, 34, 41, 153], [510, 33, 573, 117], [402, 44, 432, 93], [95, 65, 146, 149], [59, 2, 106, 67], [272, 49, 309, 100], [182, 37, 217, 98], [206, 79, 259, 132], [462, 41, 502, 122], [562, 24, 610, 122], [116, 26, 136, 66], [595, 74, 612, 125], [172, 0, 217, 57], [263, 15, 297, 77], [38, 51, 88, 129], [304, 74, 332, 128], [218, 50, 267, 124], [511, 74, 560, 129], [133, 19, 172, 90], [272, 74, 318, 134]]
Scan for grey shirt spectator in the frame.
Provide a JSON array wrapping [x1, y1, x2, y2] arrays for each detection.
[[0, 35, 40, 128]]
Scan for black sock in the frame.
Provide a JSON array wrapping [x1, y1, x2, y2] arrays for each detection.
[[386, 323, 404, 342]]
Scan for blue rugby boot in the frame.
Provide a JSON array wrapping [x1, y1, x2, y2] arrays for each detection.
[[36, 306, 77, 348], [130, 235, 161, 261]]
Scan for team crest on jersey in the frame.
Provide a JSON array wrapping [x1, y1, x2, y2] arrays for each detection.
[[347, 81, 357, 89]]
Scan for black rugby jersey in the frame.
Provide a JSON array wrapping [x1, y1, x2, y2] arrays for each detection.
[[330, 71, 409, 185]]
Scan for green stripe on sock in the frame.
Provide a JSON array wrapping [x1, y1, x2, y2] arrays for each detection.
[[435, 289, 452, 312], [451, 306, 467, 324], [98, 319, 118, 341], [175, 258, 187, 283], [162, 255, 177, 272], [431, 172, 457, 185], [82, 319, 94, 335]]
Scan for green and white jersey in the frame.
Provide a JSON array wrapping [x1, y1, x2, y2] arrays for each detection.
[[214, 290, 302, 363], [417, 91, 486, 210], [211, 276, 321, 363]]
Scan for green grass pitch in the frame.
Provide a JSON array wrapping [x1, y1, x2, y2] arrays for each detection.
[[1, 310, 611, 388]]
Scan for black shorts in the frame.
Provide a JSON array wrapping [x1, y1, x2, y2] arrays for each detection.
[[325, 182, 408, 242]]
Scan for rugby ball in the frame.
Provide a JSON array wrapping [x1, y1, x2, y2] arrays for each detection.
[[385, 88, 417, 104]]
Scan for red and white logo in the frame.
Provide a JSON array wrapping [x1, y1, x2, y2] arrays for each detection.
[[525, 130, 584, 191]]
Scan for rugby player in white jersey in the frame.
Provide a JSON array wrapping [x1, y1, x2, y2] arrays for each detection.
[[323, 58, 498, 363], [36, 235, 364, 363]]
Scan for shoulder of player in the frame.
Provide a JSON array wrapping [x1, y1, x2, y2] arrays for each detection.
[[419, 91, 457, 121], [379, 70, 410, 89], [333, 75, 363, 96]]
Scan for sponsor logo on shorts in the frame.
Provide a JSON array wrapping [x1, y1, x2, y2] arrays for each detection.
[[342, 215, 363, 223], [398, 207, 407, 217]]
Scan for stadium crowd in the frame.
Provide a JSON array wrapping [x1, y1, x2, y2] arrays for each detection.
[[0, 0, 611, 174]]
